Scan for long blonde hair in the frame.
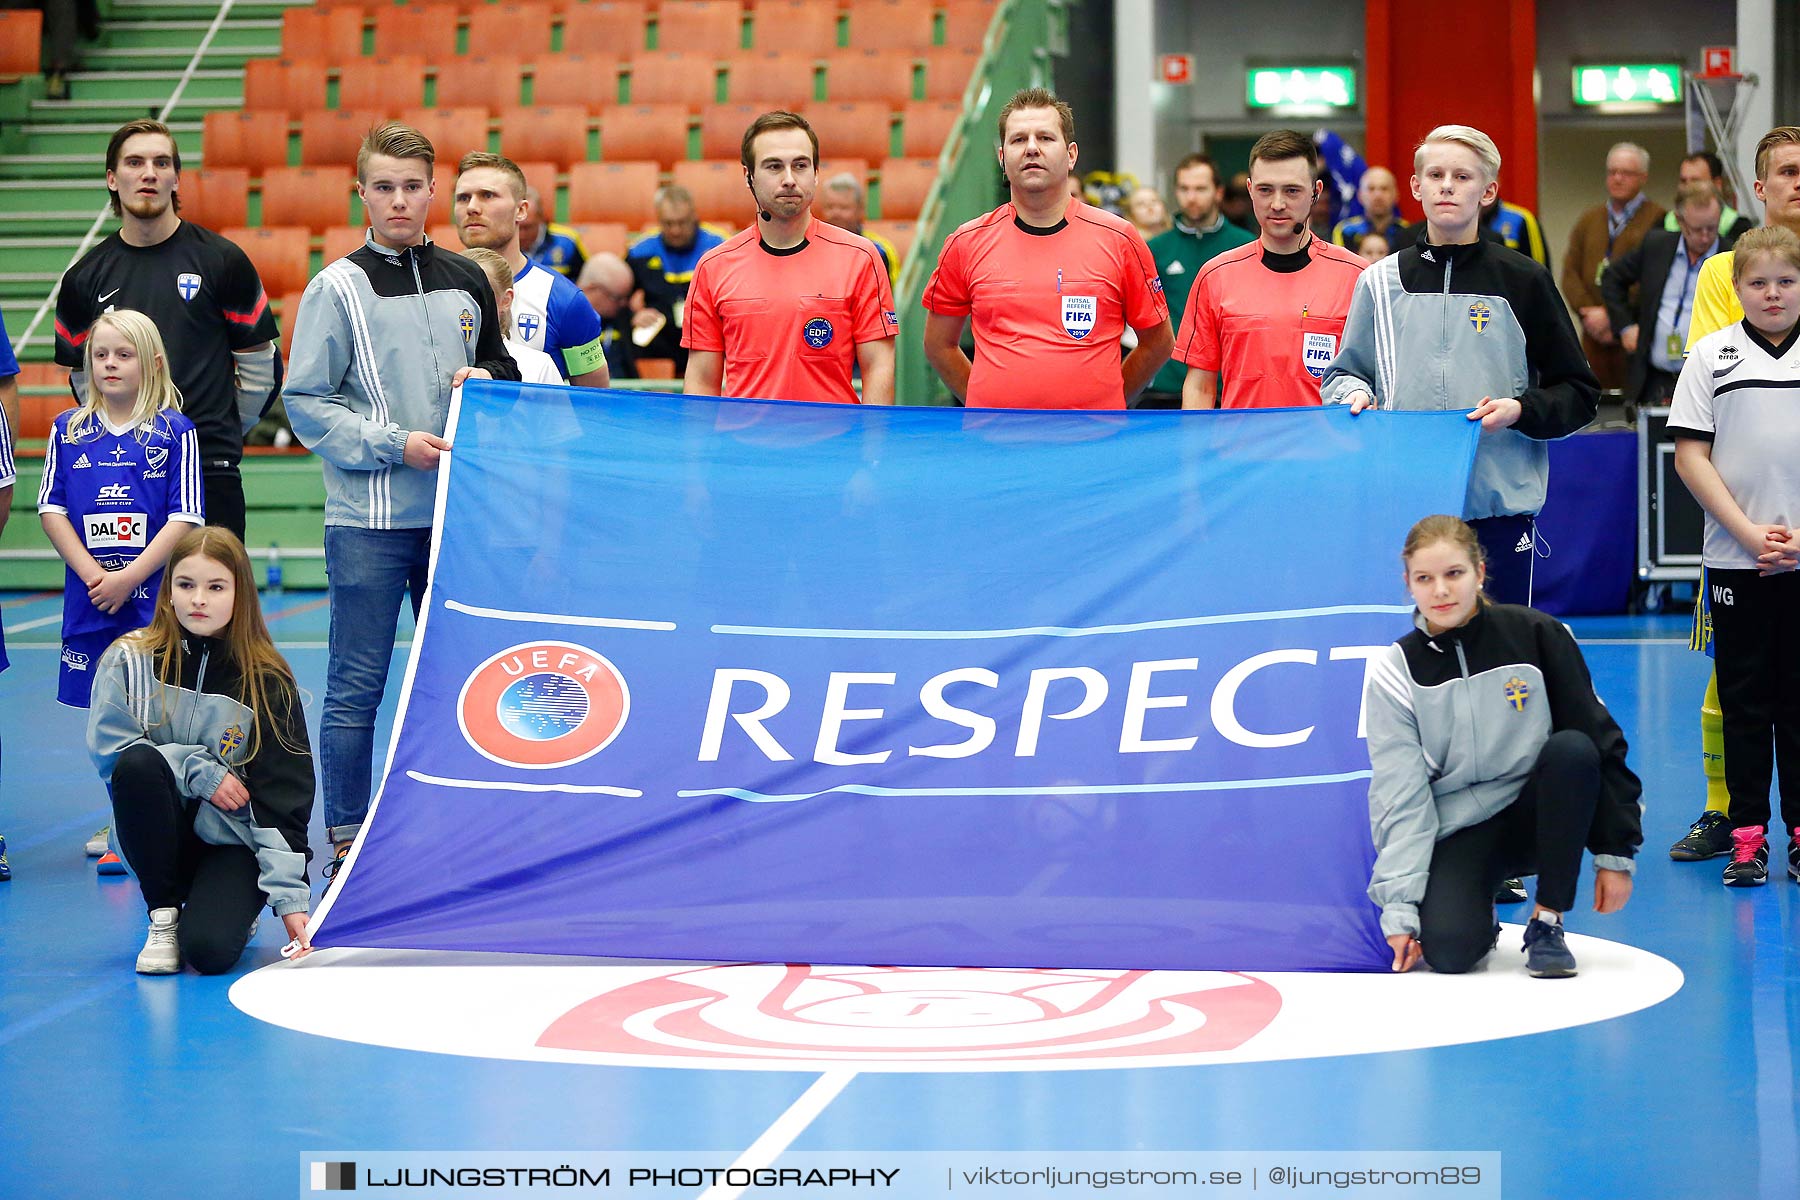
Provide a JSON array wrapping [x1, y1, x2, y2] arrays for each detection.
[[120, 527, 301, 764], [68, 309, 183, 443]]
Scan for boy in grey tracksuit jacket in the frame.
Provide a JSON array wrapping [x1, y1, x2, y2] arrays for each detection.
[[1321, 237, 1600, 600]]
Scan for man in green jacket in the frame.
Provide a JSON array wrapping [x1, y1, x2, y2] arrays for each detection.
[[1141, 153, 1254, 407]]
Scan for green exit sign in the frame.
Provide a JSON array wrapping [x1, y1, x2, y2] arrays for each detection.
[[1245, 66, 1357, 111], [1572, 64, 1683, 107]]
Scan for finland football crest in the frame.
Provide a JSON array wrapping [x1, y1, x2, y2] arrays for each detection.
[[176, 273, 201, 302], [1061, 295, 1097, 340], [803, 317, 834, 348], [517, 313, 540, 344]]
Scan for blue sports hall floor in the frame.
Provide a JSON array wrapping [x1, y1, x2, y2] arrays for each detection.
[[1, 592, 1796, 1199]]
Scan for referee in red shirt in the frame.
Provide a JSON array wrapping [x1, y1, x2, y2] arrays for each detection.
[[1174, 129, 1366, 409], [922, 88, 1172, 408], [683, 111, 898, 405]]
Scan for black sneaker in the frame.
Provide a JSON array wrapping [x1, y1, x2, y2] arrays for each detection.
[[321, 842, 351, 889], [1669, 809, 1734, 860], [1494, 877, 1528, 904], [1722, 826, 1769, 887], [1521, 917, 1577, 978]]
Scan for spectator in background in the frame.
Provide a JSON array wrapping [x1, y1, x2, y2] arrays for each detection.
[[1173, 129, 1364, 410], [1333, 165, 1406, 247], [1602, 182, 1727, 408], [1393, 189, 1550, 269], [1067, 172, 1086, 204], [1308, 170, 1336, 239], [1667, 152, 1755, 243], [1221, 171, 1255, 232], [1352, 231, 1390, 263], [55, 118, 281, 546], [817, 172, 900, 288], [1563, 142, 1665, 391], [1141, 153, 1253, 408], [453, 152, 608, 387], [1127, 186, 1171, 239], [578, 252, 639, 382], [518, 184, 587, 281], [628, 185, 724, 376]]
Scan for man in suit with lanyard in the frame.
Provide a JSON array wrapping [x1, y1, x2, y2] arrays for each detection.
[[1601, 182, 1728, 408]]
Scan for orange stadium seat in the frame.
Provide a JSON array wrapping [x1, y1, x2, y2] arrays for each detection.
[[221, 226, 311, 296], [532, 55, 623, 111], [509, 159, 561, 194], [823, 49, 914, 104], [566, 161, 661, 226], [671, 160, 748, 226], [816, 158, 869, 192], [498, 106, 591, 168], [698, 103, 762, 160], [0, 10, 42, 77], [338, 56, 426, 114], [655, 1, 743, 56], [562, 1, 648, 57], [467, 2, 554, 56], [920, 46, 977, 100], [724, 52, 818, 106], [276, 291, 306, 359], [801, 101, 893, 163], [941, 0, 1000, 47], [260, 166, 356, 232], [864, 217, 914, 260], [281, 7, 367, 62], [877, 157, 933, 219], [374, 5, 460, 60], [900, 99, 962, 158], [429, 224, 468, 252], [627, 52, 718, 107], [301, 109, 389, 167], [577, 222, 631, 258], [203, 111, 290, 171], [597, 104, 690, 166], [178, 168, 251, 231], [845, 0, 935, 52], [750, 1, 839, 56], [402, 107, 492, 160], [436, 56, 526, 110], [321, 225, 367, 262], [244, 59, 328, 113]]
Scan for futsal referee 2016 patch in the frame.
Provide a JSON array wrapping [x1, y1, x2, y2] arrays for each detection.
[[1062, 295, 1097, 339], [803, 317, 834, 348]]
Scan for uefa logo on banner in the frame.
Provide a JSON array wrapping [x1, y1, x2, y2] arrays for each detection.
[[456, 641, 630, 769]]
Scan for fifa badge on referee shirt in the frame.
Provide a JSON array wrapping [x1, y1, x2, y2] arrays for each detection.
[[1062, 295, 1097, 339], [1302, 332, 1337, 377]]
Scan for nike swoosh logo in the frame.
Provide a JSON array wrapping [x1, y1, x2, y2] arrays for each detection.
[[99, 289, 120, 303]]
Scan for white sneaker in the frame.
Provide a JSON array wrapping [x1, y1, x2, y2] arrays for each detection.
[[136, 907, 181, 974], [85, 825, 110, 857]]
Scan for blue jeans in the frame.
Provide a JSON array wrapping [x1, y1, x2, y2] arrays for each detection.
[[321, 525, 432, 844]]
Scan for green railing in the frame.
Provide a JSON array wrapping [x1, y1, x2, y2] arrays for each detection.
[[895, 0, 1068, 406]]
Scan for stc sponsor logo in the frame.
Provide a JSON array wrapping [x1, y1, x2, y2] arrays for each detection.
[[457, 641, 629, 769]]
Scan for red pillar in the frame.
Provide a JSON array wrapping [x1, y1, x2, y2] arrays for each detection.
[[1364, 0, 1538, 219]]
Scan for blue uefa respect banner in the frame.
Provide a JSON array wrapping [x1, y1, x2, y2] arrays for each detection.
[[311, 384, 1478, 972]]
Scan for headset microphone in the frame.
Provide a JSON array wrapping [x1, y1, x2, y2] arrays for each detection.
[[745, 171, 772, 222]]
